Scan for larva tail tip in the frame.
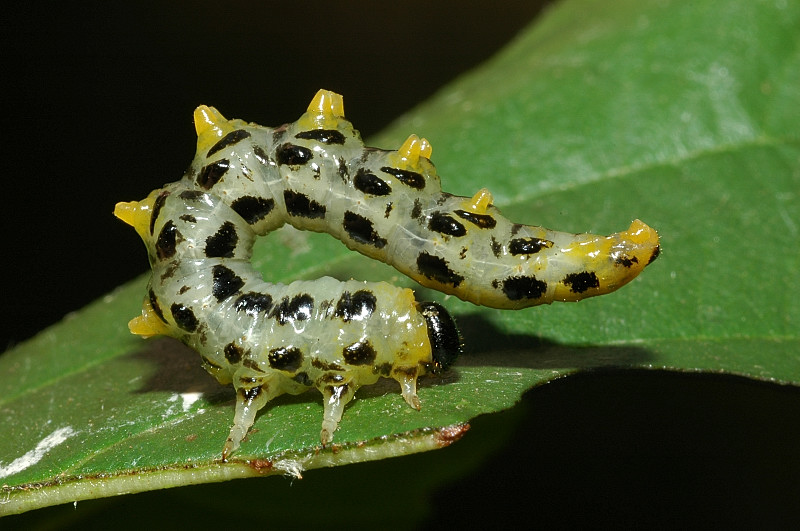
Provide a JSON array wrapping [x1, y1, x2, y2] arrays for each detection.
[[623, 219, 660, 261]]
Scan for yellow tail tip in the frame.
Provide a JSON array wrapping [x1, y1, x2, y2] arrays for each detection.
[[623, 219, 661, 265]]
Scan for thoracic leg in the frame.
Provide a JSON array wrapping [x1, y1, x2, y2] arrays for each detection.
[[222, 382, 281, 461], [320, 382, 358, 446], [396, 371, 422, 411]]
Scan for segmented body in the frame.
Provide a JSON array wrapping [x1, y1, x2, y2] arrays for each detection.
[[115, 90, 659, 459]]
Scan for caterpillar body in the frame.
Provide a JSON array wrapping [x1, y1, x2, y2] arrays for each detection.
[[115, 89, 660, 460]]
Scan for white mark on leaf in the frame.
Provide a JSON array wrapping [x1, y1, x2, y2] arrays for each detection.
[[0, 426, 76, 479]]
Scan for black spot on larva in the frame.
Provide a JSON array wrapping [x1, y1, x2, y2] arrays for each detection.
[[160, 262, 178, 282], [312, 358, 345, 372], [178, 285, 190, 295], [393, 366, 417, 377], [337, 157, 349, 181], [276, 143, 313, 166], [156, 221, 179, 260], [150, 191, 169, 235], [353, 168, 392, 196], [335, 290, 377, 322], [270, 294, 314, 324], [211, 265, 244, 301], [384, 202, 393, 218], [502, 276, 547, 300], [343, 341, 377, 366], [201, 355, 223, 371], [648, 245, 661, 264], [253, 145, 270, 165], [179, 214, 196, 223], [509, 237, 554, 255], [374, 363, 392, 376], [417, 252, 465, 287], [615, 255, 639, 268], [231, 196, 275, 224], [205, 221, 238, 258], [343, 211, 388, 248], [224, 342, 244, 364], [563, 271, 600, 294], [294, 372, 312, 386], [271, 126, 285, 142], [411, 199, 423, 219], [510, 223, 524, 236], [207, 129, 251, 157], [148, 289, 166, 323], [289, 294, 314, 321], [179, 190, 204, 201], [196, 159, 230, 189], [454, 209, 497, 229], [284, 190, 326, 219], [170, 303, 198, 332], [234, 292, 274, 316], [459, 247, 467, 259], [317, 298, 334, 316], [489, 236, 502, 258], [295, 129, 346, 145], [241, 386, 262, 401], [380, 166, 425, 190], [436, 192, 453, 206], [268, 346, 304, 372], [419, 301, 461, 373], [428, 212, 466, 237], [243, 359, 263, 372]]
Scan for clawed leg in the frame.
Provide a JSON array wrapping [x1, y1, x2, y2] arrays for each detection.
[[320, 382, 357, 446], [396, 371, 422, 411], [222, 383, 280, 461]]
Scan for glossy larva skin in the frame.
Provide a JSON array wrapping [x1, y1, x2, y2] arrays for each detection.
[[115, 90, 658, 459], [183, 96, 659, 309]]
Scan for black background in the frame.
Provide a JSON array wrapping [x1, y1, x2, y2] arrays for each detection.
[[2, 0, 548, 348], [3, 1, 799, 527]]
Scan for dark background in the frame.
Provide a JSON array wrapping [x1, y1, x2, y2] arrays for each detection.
[[2, 0, 549, 348], [3, 1, 799, 527]]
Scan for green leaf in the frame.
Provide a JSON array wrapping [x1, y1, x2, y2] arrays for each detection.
[[2, 0, 798, 516]]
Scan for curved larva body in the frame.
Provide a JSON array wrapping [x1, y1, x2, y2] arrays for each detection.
[[115, 90, 659, 459]]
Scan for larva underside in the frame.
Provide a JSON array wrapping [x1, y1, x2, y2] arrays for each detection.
[[115, 89, 660, 460]]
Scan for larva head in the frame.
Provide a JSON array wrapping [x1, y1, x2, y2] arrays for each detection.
[[418, 302, 461, 373]]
